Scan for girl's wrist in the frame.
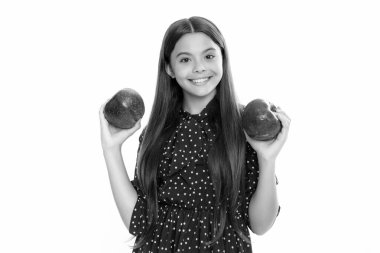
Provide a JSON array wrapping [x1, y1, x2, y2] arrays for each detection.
[[257, 154, 276, 169], [102, 145, 122, 155]]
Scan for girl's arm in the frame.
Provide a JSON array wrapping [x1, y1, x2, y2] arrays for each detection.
[[99, 102, 140, 230], [248, 157, 279, 235], [103, 147, 138, 230], [245, 109, 291, 235]]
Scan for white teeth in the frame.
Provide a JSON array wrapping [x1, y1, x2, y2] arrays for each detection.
[[192, 77, 209, 83]]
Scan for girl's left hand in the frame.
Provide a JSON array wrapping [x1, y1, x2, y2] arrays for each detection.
[[244, 108, 291, 162]]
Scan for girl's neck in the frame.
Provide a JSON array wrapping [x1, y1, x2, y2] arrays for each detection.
[[182, 92, 217, 115]]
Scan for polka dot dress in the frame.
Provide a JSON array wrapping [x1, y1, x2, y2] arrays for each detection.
[[130, 98, 265, 252]]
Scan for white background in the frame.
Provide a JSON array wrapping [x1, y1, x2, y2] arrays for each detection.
[[1, 0, 379, 252]]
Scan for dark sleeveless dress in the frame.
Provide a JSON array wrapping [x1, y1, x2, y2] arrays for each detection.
[[129, 98, 278, 252]]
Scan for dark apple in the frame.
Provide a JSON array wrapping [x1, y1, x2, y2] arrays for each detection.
[[104, 88, 145, 129], [242, 99, 282, 141]]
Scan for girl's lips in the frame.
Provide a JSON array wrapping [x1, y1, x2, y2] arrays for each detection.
[[189, 76, 212, 84]]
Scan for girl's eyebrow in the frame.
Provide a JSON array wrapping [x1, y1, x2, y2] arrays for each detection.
[[176, 47, 216, 58]]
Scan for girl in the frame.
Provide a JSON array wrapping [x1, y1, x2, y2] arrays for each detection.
[[99, 16, 290, 253]]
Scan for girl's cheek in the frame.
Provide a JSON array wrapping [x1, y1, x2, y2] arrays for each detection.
[[178, 67, 192, 76]]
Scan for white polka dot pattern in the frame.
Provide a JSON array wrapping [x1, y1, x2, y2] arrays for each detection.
[[129, 98, 265, 252]]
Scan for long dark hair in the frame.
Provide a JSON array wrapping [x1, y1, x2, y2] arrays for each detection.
[[134, 16, 249, 249]]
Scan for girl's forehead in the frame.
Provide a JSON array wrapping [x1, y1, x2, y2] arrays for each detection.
[[172, 32, 221, 55]]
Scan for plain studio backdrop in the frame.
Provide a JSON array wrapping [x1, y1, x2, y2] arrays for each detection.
[[0, 0, 379, 252]]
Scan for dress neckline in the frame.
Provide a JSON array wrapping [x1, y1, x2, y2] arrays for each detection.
[[179, 95, 219, 121]]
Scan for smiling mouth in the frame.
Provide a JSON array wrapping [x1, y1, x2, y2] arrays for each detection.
[[189, 76, 212, 84]]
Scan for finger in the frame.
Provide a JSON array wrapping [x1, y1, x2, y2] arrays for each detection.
[[244, 131, 255, 143], [99, 103, 107, 122], [275, 112, 291, 128], [275, 113, 290, 134], [244, 131, 256, 145], [129, 119, 142, 134], [276, 124, 289, 141], [244, 131, 256, 146], [243, 131, 249, 140], [280, 112, 291, 123], [275, 108, 291, 122], [275, 116, 290, 142], [99, 107, 108, 127], [99, 98, 113, 122], [99, 103, 111, 138], [99, 98, 111, 117]]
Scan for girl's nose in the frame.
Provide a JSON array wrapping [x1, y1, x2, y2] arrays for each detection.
[[193, 60, 206, 73]]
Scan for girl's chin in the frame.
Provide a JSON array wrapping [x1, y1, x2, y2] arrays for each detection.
[[185, 87, 217, 99]]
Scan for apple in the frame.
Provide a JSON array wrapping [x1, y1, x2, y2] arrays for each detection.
[[242, 99, 282, 141], [104, 88, 145, 129]]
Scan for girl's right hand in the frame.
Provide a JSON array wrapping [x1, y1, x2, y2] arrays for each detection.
[[99, 101, 141, 151]]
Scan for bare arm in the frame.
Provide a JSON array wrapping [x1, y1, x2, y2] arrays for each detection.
[[103, 147, 138, 230], [245, 108, 291, 235], [248, 158, 279, 235], [99, 101, 141, 231]]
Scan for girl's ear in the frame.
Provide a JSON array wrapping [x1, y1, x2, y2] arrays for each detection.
[[165, 64, 175, 78]]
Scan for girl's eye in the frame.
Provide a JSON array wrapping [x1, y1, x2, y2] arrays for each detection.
[[179, 58, 190, 63], [206, 55, 215, 60]]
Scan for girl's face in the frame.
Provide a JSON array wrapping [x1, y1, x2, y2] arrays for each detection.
[[167, 32, 223, 106]]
